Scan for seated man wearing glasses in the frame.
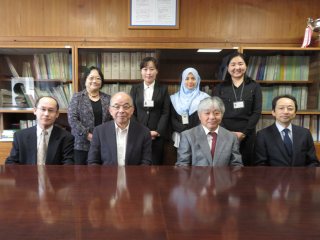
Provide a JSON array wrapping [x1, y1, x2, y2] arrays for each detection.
[[6, 96, 74, 165], [87, 92, 152, 165]]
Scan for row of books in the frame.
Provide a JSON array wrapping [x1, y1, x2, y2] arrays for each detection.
[[79, 51, 156, 80], [5, 52, 72, 81], [261, 85, 308, 110], [0, 83, 72, 109], [257, 114, 320, 142], [247, 55, 310, 81], [0, 120, 36, 141]]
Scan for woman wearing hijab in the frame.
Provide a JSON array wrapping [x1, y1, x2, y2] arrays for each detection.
[[170, 67, 210, 147]]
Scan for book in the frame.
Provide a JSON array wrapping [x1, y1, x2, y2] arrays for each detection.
[[101, 52, 112, 80], [119, 52, 131, 80], [111, 53, 120, 79], [5, 57, 19, 77]]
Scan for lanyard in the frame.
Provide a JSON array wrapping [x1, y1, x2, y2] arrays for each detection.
[[232, 82, 244, 101]]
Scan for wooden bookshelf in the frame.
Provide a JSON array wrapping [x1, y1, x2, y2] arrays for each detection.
[[0, 46, 74, 137]]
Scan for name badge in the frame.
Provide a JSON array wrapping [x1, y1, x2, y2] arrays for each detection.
[[233, 101, 244, 109], [182, 113, 189, 125], [144, 100, 154, 107]]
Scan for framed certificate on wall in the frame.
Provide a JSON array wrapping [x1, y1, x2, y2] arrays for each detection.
[[129, 0, 180, 29]]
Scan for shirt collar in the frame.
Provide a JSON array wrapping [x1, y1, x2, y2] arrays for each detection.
[[37, 125, 53, 135], [202, 125, 219, 135], [114, 121, 130, 132], [144, 81, 155, 90], [275, 121, 292, 132]]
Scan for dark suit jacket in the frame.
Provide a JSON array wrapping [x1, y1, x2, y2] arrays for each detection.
[[254, 123, 319, 166], [87, 119, 152, 165], [5, 126, 74, 165], [130, 82, 170, 137]]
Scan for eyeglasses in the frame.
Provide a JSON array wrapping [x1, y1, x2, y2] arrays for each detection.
[[87, 76, 102, 82], [37, 107, 57, 114], [111, 104, 132, 110]]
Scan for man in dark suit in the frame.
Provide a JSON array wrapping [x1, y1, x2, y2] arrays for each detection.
[[6, 96, 74, 165], [176, 96, 243, 167], [87, 92, 152, 165], [254, 94, 319, 166]]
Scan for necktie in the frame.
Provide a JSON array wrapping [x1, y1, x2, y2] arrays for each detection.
[[210, 132, 217, 159], [37, 130, 48, 165], [283, 128, 293, 157]]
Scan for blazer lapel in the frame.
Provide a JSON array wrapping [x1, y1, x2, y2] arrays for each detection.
[[213, 128, 225, 165], [28, 127, 37, 164], [137, 83, 145, 105], [83, 92, 94, 118], [109, 122, 118, 165], [291, 125, 299, 166], [152, 82, 160, 102], [196, 126, 212, 165], [46, 127, 58, 164], [125, 122, 135, 165]]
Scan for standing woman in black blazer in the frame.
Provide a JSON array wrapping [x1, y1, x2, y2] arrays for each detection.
[[213, 52, 262, 166], [130, 57, 170, 165]]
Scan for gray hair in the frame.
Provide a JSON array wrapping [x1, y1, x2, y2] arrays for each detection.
[[110, 92, 133, 106], [198, 96, 225, 115]]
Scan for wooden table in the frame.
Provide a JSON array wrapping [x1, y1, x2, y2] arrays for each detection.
[[0, 165, 319, 239]]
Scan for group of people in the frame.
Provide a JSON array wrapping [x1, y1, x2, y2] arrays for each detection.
[[5, 53, 319, 167]]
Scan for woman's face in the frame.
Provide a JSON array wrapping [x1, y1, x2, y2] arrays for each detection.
[[85, 69, 102, 92], [141, 61, 158, 85], [227, 56, 247, 79], [184, 73, 197, 90]]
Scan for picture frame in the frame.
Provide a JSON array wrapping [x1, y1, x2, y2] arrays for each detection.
[[128, 0, 180, 29]]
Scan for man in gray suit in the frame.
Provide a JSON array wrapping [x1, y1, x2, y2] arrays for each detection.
[[87, 92, 152, 165], [176, 96, 243, 167]]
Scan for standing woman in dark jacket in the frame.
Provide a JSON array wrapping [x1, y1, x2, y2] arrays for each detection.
[[130, 57, 170, 165], [213, 52, 262, 166], [68, 66, 112, 164]]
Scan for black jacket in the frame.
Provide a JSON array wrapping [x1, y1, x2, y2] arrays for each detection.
[[213, 77, 262, 135]]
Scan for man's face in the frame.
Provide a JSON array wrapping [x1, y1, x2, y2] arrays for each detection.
[[272, 97, 296, 127], [199, 108, 222, 131], [109, 93, 134, 128], [34, 97, 59, 129]]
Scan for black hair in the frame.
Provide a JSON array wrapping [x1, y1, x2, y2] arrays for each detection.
[[224, 52, 248, 82], [80, 66, 104, 89], [272, 94, 298, 112], [139, 57, 159, 70]]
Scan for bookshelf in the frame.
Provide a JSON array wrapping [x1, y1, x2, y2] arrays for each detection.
[[0, 46, 74, 142], [242, 47, 320, 153], [75, 46, 239, 95]]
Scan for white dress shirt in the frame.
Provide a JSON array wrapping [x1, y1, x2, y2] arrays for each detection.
[[144, 81, 155, 102], [115, 122, 130, 166], [202, 125, 220, 151]]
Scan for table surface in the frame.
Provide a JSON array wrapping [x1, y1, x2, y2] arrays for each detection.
[[0, 165, 320, 240]]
